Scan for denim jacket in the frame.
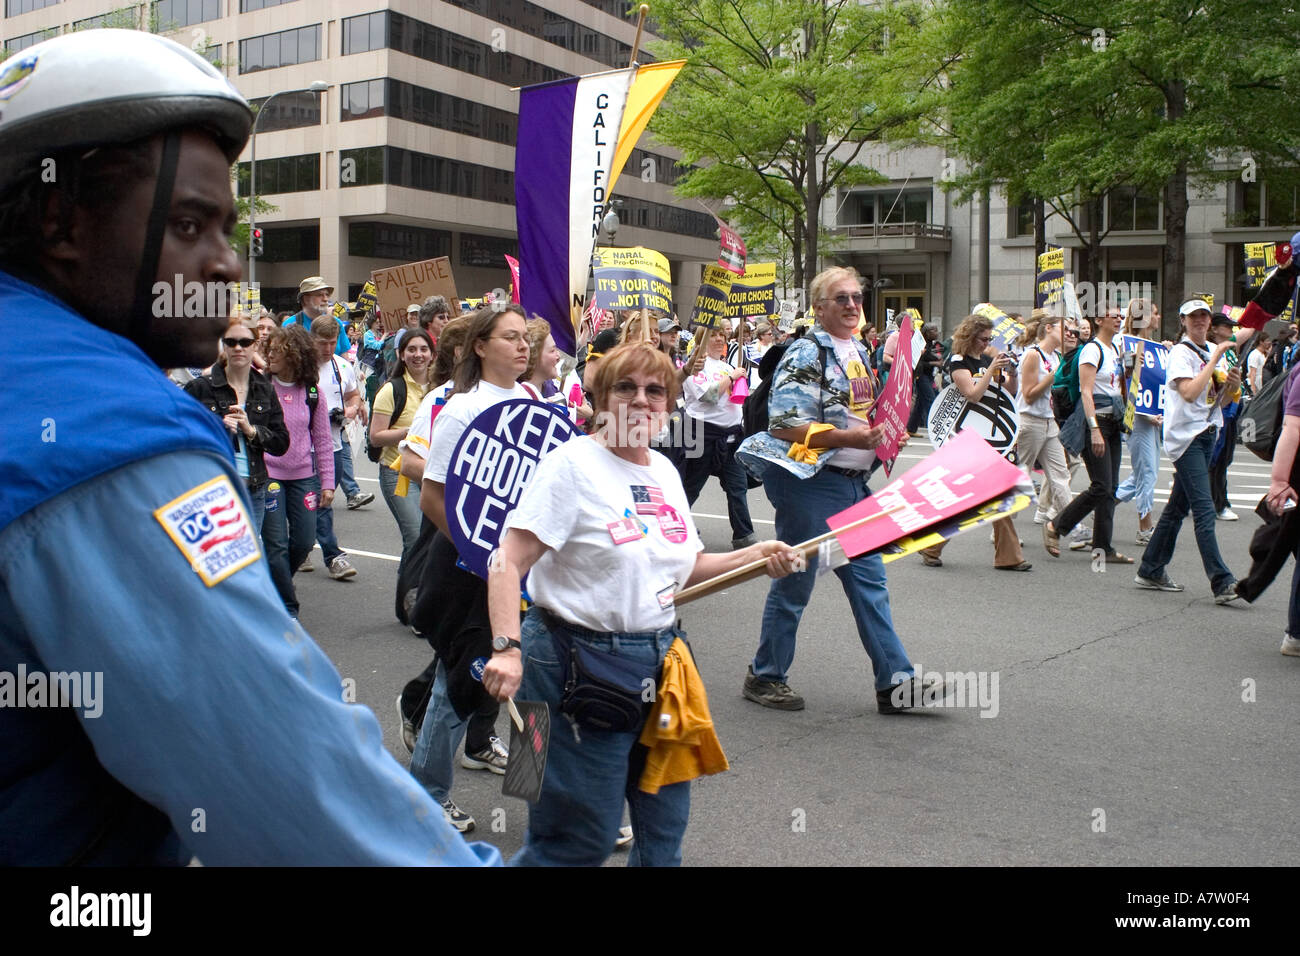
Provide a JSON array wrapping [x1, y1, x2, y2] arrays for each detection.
[[737, 325, 877, 480]]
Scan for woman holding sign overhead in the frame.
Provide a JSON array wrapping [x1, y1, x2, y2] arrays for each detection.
[[918, 314, 1032, 571], [481, 343, 801, 866]]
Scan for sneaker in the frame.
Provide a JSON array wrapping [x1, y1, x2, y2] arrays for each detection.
[[1033, 510, 1049, 525], [1069, 536, 1092, 552], [298, 557, 314, 572], [732, 534, 758, 550], [1217, 508, 1239, 521], [460, 736, 508, 775], [614, 825, 634, 850], [1214, 581, 1241, 605], [876, 675, 957, 714], [327, 555, 357, 580], [441, 799, 475, 833], [1135, 528, 1153, 545], [1281, 635, 1300, 657], [742, 665, 805, 710], [1134, 573, 1184, 592], [347, 492, 375, 510], [396, 694, 416, 754]]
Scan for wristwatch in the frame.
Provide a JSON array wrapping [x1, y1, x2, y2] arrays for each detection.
[[491, 635, 522, 653]]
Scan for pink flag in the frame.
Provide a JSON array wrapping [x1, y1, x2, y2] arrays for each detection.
[[826, 429, 1024, 559], [505, 255, 521, 304], [870, 319, 917, 475], [717, 221, 747, 276]]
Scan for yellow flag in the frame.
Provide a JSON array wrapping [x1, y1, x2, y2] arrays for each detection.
[[607, 60, 686, 196]]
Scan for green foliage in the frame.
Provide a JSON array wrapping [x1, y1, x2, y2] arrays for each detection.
[[648, 0, 942, 289], [232, 195, 278, 253]]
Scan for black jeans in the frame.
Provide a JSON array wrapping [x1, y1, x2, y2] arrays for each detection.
[[1054, 415, 1122, 552], [1209, 414, 1238, 513], [680, 418, 754, 541], [908, 373, 938, 432]]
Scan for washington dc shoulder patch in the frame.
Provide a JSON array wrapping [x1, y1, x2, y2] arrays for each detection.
[[154, 476, 261, 587]]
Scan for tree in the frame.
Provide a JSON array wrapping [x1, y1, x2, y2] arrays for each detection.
[[648, 0, 942, 291], [935, 1, 1300, 335]]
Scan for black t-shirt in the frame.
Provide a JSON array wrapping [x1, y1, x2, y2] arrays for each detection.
[[948, 353, 991, 378]]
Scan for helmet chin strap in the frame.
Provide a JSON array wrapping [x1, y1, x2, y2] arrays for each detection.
[[128, 130, 181, 351]]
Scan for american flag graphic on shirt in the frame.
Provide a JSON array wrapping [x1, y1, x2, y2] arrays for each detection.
[[630, 485, 666, 516]]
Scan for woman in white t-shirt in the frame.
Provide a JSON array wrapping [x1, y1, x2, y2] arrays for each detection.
[[1247, 332, 1270, 396], [481, 343, 800, 867], [680, 327, 756, 548], [405, 305, 534, 834], [1135, 300, 1241, 601], [1047, 308, 1133, 563], [1014, 311, 1071, 556]]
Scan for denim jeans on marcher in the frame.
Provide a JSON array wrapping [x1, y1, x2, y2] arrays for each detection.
[[409, 660, 468, 806], [755, 465, 913, 691], [314, 482, 344, 566], [262, 475, 320, 616], [336, 442, 362, 500], [1054, 415, 1121, 552], [1138, 427, 1233, 592], [1115, 414, 1159, 520], [244, 482, 266, 536], [510, 608, 689, 868]]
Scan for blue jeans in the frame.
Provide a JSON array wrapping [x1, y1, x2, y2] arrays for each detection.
[[755, 466, 913, 691], [336, 442, 361, 500], [510, 608, 690, 867], [262, 475, 320, 617], [1115, 415, 1159, 520], [1138, 428, 1233, 592], [409, 661, 468, 805], [908, 373, 938, 432], [314, 465, 344, 566], [245, 482, 266, 536]]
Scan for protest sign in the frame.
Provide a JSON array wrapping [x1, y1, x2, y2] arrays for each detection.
[[371, 257, 460, 334], [689, 265, 735, 330], [1119, 335, 1168, 417], [927, 382, 1019, 460], [1036, 247, 1065, 309], [725, 262, 777, 320], [592, 246, 673, 314], [971, 303, 1025, 352], [717, 220, 747, 276], [445, 400, 582, 578], [1244, 242, 1298, 323], [871, 312, 919, 476], [825, 429, 1026, 559], [777, 298, 800, 332], [355, 280, 377, 314]]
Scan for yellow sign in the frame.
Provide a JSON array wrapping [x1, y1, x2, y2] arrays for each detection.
[[725, 262, 777, 319], [592, 246, 673, 313]]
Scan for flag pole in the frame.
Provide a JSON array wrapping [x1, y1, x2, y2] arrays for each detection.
[[674, 503, 906, 606], [629, 4, 650, 67]]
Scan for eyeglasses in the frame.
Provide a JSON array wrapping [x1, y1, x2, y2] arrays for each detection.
[[490, 332, 528, 346], [1063, 327, 1079, 335], [975, 334, 992, 344], [610, 381, 669, 402], [821, 293, 864, 307], [223, 337, 255, 349]]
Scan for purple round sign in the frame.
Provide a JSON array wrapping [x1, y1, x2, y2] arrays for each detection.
[[445, 399, 582, 578]]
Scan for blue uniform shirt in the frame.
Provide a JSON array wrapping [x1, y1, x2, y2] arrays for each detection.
[[0, 268, 498, 866]]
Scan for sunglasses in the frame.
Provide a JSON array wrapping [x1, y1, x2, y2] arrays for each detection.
[[823, 293, 864, 307], [610, 381, 669, 402], [223, 337, 255, 348]]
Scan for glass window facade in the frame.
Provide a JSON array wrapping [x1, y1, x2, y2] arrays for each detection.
[[236, 153, 321, 196], [153, 0, 220, 28], [6, 0, 60, 17], [240, 25, 320, 74], [249, 90, 322, 133], [348, 221, 452, 261]]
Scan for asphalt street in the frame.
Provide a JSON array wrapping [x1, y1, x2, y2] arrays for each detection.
[[294, 435, 1299, 866]]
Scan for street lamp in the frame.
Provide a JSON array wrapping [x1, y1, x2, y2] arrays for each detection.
[[247, 80, 330, 286]]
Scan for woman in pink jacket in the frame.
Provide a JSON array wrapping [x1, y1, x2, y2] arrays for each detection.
[[262, 324, 335, 619]]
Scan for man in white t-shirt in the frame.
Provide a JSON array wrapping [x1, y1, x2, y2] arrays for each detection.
[[1136, 299, 1241, 602], [309, 318, 364, 580]]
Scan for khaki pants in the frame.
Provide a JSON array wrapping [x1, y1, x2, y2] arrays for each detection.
[[921, 516, 1024, 567]]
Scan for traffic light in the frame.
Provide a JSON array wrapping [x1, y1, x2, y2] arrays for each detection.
[[250, 227, 264, 257]]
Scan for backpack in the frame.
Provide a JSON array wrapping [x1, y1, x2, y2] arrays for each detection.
[[1051, 343, 1088, 425], [742, 338, 827, 438], [1239, 366, 1291, 460], [365, 375, 408, 463]]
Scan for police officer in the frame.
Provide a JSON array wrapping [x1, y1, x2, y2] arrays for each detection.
[[0, 31, 498, 866]]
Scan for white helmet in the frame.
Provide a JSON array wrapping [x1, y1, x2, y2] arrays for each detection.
[[0, 29, 252, 186]]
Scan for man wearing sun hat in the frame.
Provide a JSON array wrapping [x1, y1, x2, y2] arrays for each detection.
[[285, 275, 349, 355]]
